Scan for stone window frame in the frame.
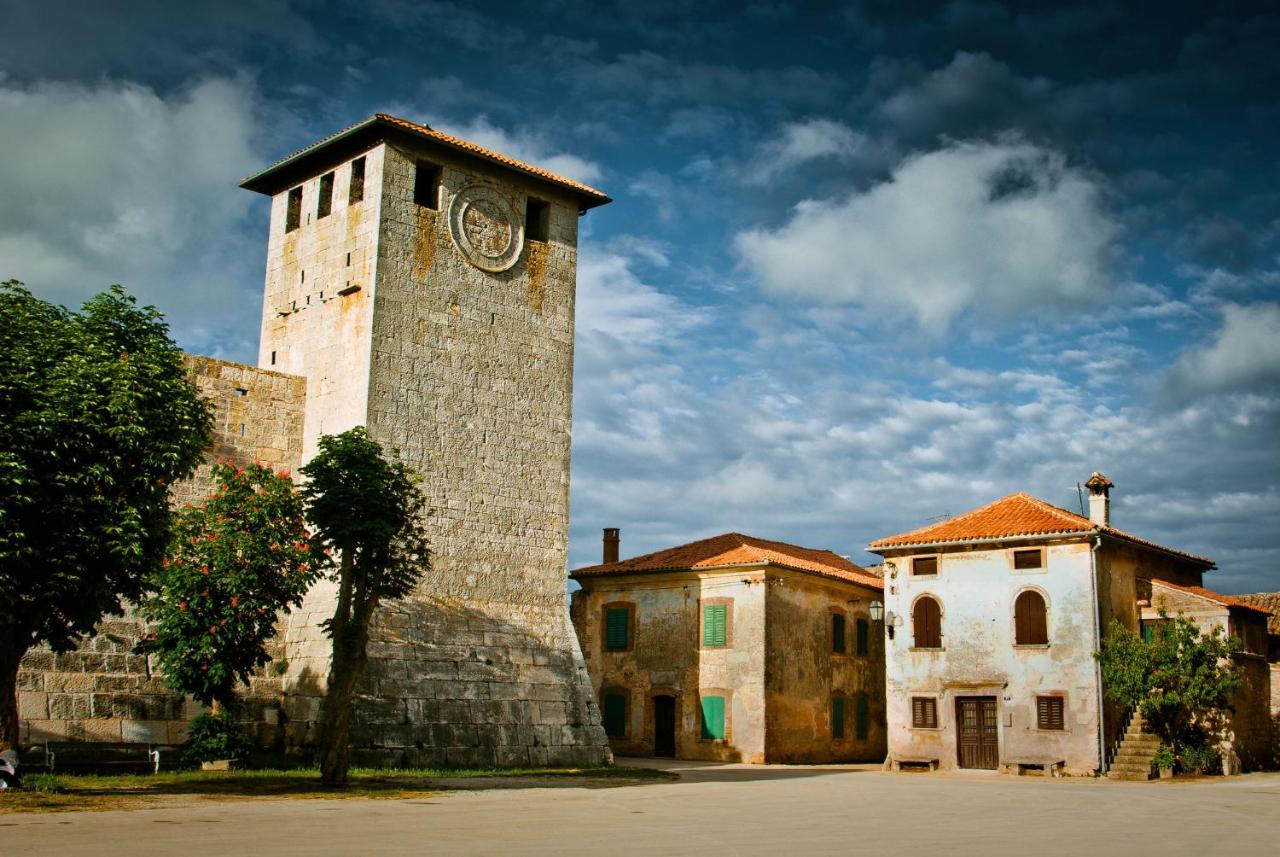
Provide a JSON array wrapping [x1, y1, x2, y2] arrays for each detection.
[[601, 600, 636, 653], [699, 597, 734, 650], [1011, 586, 1051, 648], [1034, 692, 1069, 732], [1009, 546, 1047, 574], [911, 554, 940, 577], [910, 695, 939, 730], [909, 592, 945, 652], [697, 687, 733, 743], [600, 685, 631, 739], [828, 606, 849, 656]]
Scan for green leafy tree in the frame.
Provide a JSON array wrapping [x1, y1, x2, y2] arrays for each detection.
[[140, 461, 323, 761], [0, 282, 211, 751], [300, 427, 429, 785], [1097, 611, 1243, 766]]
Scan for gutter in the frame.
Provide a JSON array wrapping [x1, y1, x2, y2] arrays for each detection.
[[1090, 535, 1107, 775]]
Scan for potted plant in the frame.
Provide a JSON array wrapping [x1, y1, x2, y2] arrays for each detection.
[[1153, 743, 1175, 779]]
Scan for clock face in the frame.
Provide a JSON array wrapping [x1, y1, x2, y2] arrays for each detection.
[[448, 184, 523, 272]]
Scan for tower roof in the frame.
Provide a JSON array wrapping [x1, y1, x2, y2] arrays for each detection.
[[239, 113, 611, 211]]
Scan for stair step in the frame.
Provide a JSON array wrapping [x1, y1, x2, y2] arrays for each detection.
[[1108, 771, 1154, 781]]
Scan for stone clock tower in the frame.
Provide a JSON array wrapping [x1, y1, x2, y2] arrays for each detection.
[[240, 114, 612, 766]]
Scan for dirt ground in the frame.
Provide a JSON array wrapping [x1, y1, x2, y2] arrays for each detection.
[[4, 757, 1278, 856]]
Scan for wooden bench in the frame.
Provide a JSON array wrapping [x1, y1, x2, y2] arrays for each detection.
[[45, 742, 174, 774], [1000, 757, 1066, 777], [890, 756, 939, 772]]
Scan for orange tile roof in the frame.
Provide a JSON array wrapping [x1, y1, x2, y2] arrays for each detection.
[[1151, 580, 1275, 619], [571, 532, 883, 589], [1234, 592, 1280, 634], [868, 492, 1212, 566], [241, 113, 610, 207]]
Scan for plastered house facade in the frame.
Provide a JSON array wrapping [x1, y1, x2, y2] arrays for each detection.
[[570, 532, 887, 764], [869, 474, 1273, 775]]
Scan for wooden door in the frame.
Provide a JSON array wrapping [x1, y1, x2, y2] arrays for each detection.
[[956, 696, 999, 769], [653, 695, 676, 758]]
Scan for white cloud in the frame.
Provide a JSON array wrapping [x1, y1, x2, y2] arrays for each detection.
[[742, 118, 868, 185], [735, 139, 1119, 332], [0, 75, 263, 358], [436, 115, 603, 185], [1166, 302, 1280, 396]]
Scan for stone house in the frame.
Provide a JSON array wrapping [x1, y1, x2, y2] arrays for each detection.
[[17, 114, 616, 767], [1234, 592, 1280, 715], [868, 473, 1272, 775], [570, 531, 886, 764], [1140, 580, 1273, 768]]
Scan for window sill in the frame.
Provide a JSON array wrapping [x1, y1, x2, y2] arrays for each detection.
[[908, 726, 940, 731], [1013, 644, 1050, 650], [908, 647, 945, 653]]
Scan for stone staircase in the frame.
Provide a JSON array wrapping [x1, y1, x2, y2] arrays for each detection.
[[1107, 712, 1159, 781]]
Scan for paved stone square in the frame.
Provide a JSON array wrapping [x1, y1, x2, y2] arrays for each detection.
[[5, 759, 1279, 856]]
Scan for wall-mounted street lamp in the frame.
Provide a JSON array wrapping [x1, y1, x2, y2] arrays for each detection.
[[869, 600, 884, 622]]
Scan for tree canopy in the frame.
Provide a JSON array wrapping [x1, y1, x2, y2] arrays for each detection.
[[0, 281, 211, 749]]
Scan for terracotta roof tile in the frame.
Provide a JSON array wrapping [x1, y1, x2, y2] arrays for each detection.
[[868, 492, 1212, 566], [1151, 580, 1276, 619], [1235, 592, 1280, 634], [241, 113, 610, 206], [571, 532, 882, 589]]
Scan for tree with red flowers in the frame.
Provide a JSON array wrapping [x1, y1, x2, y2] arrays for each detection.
[[141, 461, 323, 760]]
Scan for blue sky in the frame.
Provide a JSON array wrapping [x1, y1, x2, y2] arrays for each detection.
[[1, 1, 1277, 591]]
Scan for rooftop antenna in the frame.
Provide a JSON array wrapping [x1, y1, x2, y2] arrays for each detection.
[[1076, 482, 1085, 517]]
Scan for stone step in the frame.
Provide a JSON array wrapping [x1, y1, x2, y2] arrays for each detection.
[[1109, 759, 1154, 770], [1122, 734, 1158, 744], [1113, 752, 1158, 764], [1108, 770, 1153, 781]]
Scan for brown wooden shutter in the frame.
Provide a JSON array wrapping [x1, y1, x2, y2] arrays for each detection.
[[1036, 695, 1064, 730], [1015, 591, 1048, 645], [914, 597, 941, 648]]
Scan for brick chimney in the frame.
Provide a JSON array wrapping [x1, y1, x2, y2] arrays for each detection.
[[1084, 472, 1114, 527], [603, 528, 620, 564]]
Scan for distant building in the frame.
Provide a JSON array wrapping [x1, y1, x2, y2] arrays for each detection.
[[868, 473, 1272, 776], [1224, 591, 1280, 716], [571, 531, 886, 763]]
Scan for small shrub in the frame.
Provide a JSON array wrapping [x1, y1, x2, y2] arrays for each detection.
[[184, 712, 254, 763], [1178, 740, 1220, 775], [1153, 743, 1175, 771]]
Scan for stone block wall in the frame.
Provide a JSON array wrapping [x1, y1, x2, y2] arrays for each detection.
[[16, 357, 306, 747]]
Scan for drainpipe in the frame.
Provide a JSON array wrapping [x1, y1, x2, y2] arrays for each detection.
[[1090, 534, 1107, 775]]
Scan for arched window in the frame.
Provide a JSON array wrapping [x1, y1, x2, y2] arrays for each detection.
[[1014, 590, 1048, 645], [913, 596, 942, 648]]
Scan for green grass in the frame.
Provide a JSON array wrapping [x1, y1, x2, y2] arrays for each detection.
[[2, 765, 671, 813]]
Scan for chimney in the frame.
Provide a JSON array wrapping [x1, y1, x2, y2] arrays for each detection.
[[1084, 472, 1114, 527], [603, 528, 620, 564]]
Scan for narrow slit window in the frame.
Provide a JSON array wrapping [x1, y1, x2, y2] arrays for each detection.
[[414, 160, 441, 209], [526, 197, 550, 242], [831, 613, 846, 654], [349, 156, 366, 204], [317, 171, 334, 218], [855, 693, 870, 740], [832, 696, 845, 739], [285, 186, 302, 232], [856, 617, 869, 656]]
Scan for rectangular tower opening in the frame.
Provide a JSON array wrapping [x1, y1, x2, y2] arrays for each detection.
[[285, 186, 302, 232], [414, 160, 441, 210], [349, 157, 366, 205], [317, 171, 335, 219], [526, 197, 550, 243]]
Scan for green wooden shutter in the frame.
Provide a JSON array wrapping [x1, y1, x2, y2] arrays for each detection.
[[855, 693, 870, 740], [605, 608, 629, 650], [700, 695, 725, 739], [856, 618, 869, 656], [702, 604, 727, 647], [1141, 623, 1154, 643], [832, 696, 845, 739], [603, 693, 626, 737]]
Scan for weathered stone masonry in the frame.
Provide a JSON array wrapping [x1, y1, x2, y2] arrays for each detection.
[[16, 357, 306, 748]]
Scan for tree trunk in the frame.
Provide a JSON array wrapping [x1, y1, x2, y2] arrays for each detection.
[[0, 638, 27, 752], [318, 651, 365, 785]]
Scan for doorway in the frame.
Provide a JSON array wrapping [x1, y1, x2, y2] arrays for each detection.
[[653, 695, 676, 757], [955, 696, 999, 769]]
